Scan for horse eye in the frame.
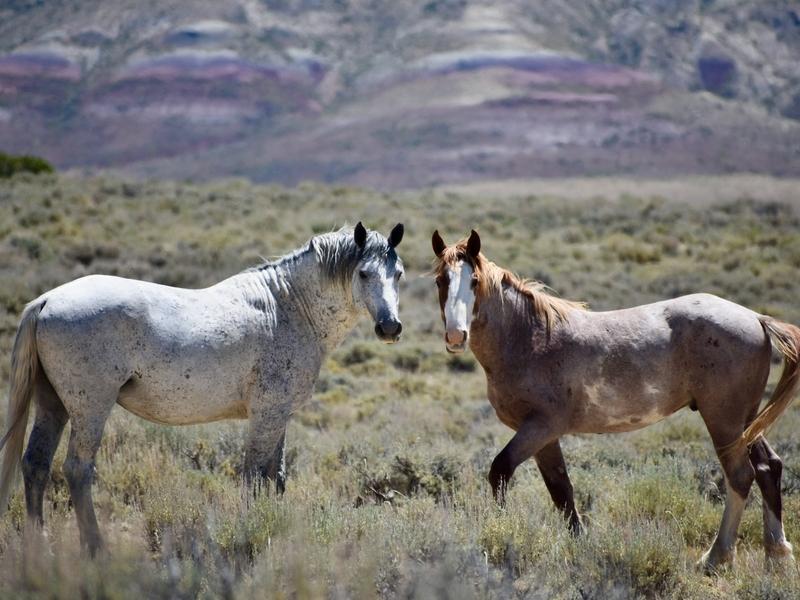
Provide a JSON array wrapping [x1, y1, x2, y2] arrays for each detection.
[[470, 277, 478, 289], [395, 271, 403, 281], [359, 270, 368, 280]]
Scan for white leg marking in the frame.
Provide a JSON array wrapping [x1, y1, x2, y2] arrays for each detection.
[[764, 505, 787, 546], [764, 505, 794, 561]]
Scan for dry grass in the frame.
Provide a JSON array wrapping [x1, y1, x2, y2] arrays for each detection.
[[1, 173, 800, 598], [437, 175, 800, 207]]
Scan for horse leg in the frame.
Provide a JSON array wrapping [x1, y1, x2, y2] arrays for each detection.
[[749, 438, 794, 562], [244, 419, 288, 495], [22, 375, 68, 528], [698, 421, 756, 572], [534, 440, 583, 535], [62, 402, 114, 557], [245, 378, 310, 495], [489, 417, 556, 505]]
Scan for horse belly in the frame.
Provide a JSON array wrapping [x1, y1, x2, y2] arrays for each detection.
[[117, 373, 248, 425], [576, 379, 685, 434]]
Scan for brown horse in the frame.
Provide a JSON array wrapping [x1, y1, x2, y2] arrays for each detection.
[[432, 229, 800, 572]]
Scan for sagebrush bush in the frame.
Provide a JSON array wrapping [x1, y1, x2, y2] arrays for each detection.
[[573, 519, 687, 599]]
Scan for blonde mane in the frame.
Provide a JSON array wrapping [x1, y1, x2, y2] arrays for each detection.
[[435, 240, 587, 336]]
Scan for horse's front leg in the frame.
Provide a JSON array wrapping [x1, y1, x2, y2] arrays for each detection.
[[244, 353, 318, 495], [535, 439, 584, 535], [245, 377, 310, 494], [244, 418, 288, 495], [489, 416, 557, 505]]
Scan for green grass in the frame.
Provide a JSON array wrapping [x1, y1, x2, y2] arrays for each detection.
[[1, 173, 800, 598]]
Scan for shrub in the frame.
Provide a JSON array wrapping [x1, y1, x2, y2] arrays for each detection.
[[0, 151, 54, 177], [340, 342, 378, 365], [573, 520, 687, 598], [213, 494, 290, 563], [447, 354, 476, 372]]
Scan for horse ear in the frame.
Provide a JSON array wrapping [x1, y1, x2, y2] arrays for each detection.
[[354, 222, 367, 248], [432, 230, 446, 257], [388, 223, 404, 248], [466, 229, 481, 258]]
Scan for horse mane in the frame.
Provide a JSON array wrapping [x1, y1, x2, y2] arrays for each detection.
[[250, 226, 396, 289], [435, 239, 587, 336]]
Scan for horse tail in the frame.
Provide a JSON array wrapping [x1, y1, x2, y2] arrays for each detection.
[[0, 296, 47, 516], [740, 316, 800, 448]]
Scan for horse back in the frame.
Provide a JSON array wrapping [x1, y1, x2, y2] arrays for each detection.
[[484, 293, 772, 434], [35, 275, 262, 387]]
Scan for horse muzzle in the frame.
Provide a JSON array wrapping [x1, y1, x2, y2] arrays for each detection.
[[375, 319, 402, 343], [445, 329, 468, 353]]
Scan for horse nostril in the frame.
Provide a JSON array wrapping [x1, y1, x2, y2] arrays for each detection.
[[376, 321, 401, 338], [380, 321, 401, 336], [445, 329, 467, 345]]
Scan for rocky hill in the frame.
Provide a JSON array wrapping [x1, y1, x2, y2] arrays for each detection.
[[1, 0, 799, 188]]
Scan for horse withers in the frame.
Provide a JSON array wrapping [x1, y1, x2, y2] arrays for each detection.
[[0, 222, 405, 555], [432, 229, 800, 572]]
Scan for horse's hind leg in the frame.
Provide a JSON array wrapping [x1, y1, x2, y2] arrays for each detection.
[[749, 438, 794, 562], [534, 440, 583, 535], [698, 416, 756, 572], [22, 374, 68, 527], [702, 443, 754, 572], [61, 397, 115, 556]]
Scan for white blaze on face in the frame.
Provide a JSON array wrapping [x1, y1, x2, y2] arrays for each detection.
[[354, 255, 403, 342], [444, 261, 475, 348]]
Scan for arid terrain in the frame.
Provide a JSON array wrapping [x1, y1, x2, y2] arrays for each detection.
[[1, 173, 800, 598], [1, 1, 799, 187]]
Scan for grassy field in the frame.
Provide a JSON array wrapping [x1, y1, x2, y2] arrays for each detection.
[[1, 174, 800, 598]]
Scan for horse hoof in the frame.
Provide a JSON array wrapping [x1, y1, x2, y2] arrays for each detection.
[[697, 547, 735, 575], [569, 516, 585, 537], [765, 541, 794, 568]]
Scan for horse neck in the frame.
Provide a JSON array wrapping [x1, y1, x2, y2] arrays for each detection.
[[243, 252, 360, 354], [470, 287, 537, 372]]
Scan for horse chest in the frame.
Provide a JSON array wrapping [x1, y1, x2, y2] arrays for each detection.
[[485, 378, 547, 429]]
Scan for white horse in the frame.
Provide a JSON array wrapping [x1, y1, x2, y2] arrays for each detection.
[[0, 222, 404, 554]]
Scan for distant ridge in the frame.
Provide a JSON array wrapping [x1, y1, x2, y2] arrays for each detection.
[[1, 1, 798, 188]]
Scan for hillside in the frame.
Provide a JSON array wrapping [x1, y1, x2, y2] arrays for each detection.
[[1, 1, 799, 187]]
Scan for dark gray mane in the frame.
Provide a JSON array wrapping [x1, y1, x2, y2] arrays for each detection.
[[250, 227, 397, 287]]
